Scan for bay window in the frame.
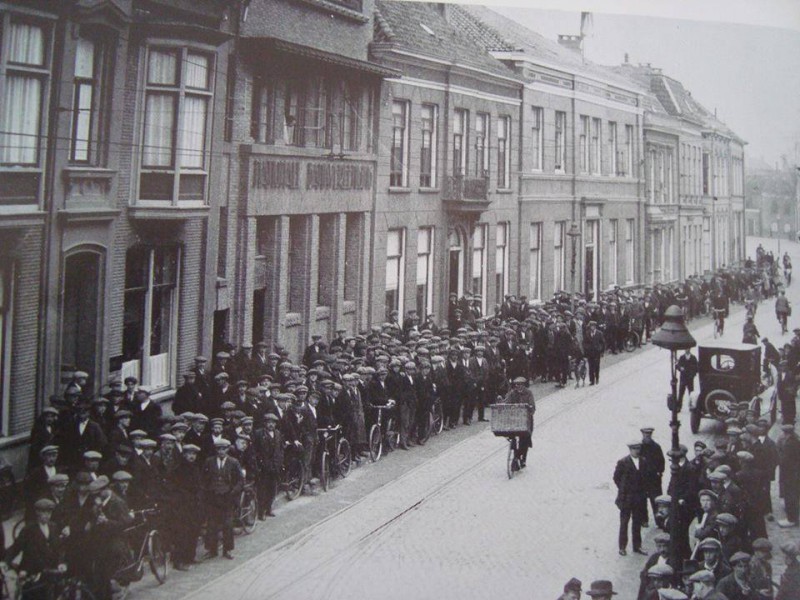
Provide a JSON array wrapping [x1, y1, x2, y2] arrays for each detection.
[[122, 246, 180, 391], [70, 35, 110, 165], [0, 17, 49, 204], [140, 47, 213, 202]]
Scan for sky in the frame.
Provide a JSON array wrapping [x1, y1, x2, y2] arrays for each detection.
[[461, 0, 800, 167]]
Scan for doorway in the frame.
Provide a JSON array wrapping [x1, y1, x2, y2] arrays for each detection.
[[448, 228, 464, 298], [584, 220, 600, 300]]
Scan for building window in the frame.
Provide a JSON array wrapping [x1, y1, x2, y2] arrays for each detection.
[[70, 35, 110, 165], [475, 113, 488, 178], [554, 221, 566, 292], [288, 216, 307, 313], [420, 104, 437, 187], [624, 124, 634, 177], [666, 149, 674, 203], [0, 263, 11, 435], [702, 152, 710, 195], [385, 229, 405, 321], [304, 76, 330, 149], [591, 117, 601, 175], [609, 219, 618, 285], [453, 108, 468, 176], [122, 246, 180, 391], [342, 80, 373, 152], [416, 227, 434, 318], [554, 111, 566, 172], [0, 18, 48, 205], [529, 223, 542, 301], [390, 100, 409, 187], [609, 122, 618, 176], [495, 222, 509, 305], [472, 224, 487, 314], [343, 213, 362, 301], [579, 115, 589, 173], [497, 116, 511, 189], [530, 107, 543, 171], [140, 47, 213, 202], [625, 219, 634, 284], [317, 214, 336, 307]]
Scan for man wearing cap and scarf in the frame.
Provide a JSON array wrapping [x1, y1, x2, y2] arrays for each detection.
[[614, 440, 648, 556], [3, 498, 63, 595], [716, 552, 756, 600]]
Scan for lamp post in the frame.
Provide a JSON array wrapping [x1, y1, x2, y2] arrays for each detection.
[[651, 305, 696, 579], [567, 221, 581, 294]]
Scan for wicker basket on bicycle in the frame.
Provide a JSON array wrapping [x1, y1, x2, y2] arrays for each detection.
[[491, 404, 534, 437]]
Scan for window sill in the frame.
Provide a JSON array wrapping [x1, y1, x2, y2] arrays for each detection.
[[495, 188, 514, 194], [418, 187, 440, 194], [129, 203, 210, 220], [388, 187, 411, 194]]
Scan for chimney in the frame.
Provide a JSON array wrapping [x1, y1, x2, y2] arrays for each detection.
[[557, 34, 583, 54], [624, 52, 629, 64]]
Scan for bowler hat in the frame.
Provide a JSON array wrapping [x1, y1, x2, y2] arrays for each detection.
[[586, 580, 617, 597]]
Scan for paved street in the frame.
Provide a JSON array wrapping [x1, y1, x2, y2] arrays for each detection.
[[119, 236, 800, 600]]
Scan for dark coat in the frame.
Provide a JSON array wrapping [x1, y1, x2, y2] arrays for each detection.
[[202, 455, 244, 500], [131, 401, 163, 438], [27, 417, 58, 472], [254, 429, 284, 473], [640, 439, 666, 496], [613, 455, 648, 510], [56, 418, 108, 468], [5, 522, 61, 575]]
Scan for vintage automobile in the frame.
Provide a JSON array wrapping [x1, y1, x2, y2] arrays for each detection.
[[690, 341, 774, 433]]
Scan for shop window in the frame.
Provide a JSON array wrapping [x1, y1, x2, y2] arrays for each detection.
[[385, 229, 405, 320]]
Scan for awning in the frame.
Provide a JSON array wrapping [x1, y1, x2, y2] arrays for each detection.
[[241, 37, 400, 78]]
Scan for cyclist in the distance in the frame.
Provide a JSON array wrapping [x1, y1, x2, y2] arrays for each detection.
[[712, 290, 728, 336], [501, 377, 535, 469]]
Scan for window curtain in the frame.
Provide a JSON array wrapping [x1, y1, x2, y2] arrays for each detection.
[[179, 96, 206, 168], [8, 22, 44, 65], [143, 93, 175, 167], [0, 76, 41, 164]]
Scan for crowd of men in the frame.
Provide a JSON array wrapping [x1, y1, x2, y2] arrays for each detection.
[[3, 260, 784, 599]]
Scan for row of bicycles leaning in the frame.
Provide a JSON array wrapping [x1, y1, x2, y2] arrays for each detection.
[[0, 400, 447, 599]]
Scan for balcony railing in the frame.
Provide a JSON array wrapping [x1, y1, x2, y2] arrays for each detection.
[[442, 175, 488, 202]]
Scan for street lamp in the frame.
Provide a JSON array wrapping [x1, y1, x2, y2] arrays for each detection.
[[651, 305, 696, 578], [567, 221, 581, 294]]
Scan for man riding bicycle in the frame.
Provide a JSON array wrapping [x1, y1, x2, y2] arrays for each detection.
[[502, 377, 535, 468], [776, 290, 791, 334], [712, 291, 728, 336]]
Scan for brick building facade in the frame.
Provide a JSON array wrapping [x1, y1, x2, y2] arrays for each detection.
[[0, 0, 233, 473]]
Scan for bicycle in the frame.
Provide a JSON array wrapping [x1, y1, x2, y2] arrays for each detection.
[[623, 324, 640, 353], [368, 400, 398, 462], [234, 480, 258, 535], [506, 436, 520, 480], [113, 507, 167, 594], [316, 426, 352, 492], [1, 566, 95, 600], [280, 445, 306, 501], [712, 308, 726, 338]]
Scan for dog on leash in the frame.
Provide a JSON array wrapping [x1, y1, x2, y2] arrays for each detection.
[[570, 356, 587, 388]]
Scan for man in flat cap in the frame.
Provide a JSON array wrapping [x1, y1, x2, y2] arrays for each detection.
[[27, 406, 60, 473], [614, 440, 648, 556], [2, 497, 63, 588], [716, 552, 754, 600], [640, 427, 666, 524], [202, 439, 242, 560], [174, 371, 202, 416], [638, 533, 674, 600], [254, 414, 283, 519], [397, 362, 421, 449], [131, 387, 162, 439]]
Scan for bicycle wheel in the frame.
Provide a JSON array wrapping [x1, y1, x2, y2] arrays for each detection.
[[337, 438, 352, 478], [239, 489, 258, 535], [320, 452, 330, 492], [146, 530, 168, 584], [624, 332, 638, 353], [284, 457, 304, 501], [506, 442, 516, 480], [432, 400, 444, 435], [368, 424, 383, 462], [55, 580, 96, 600], [12, 517, 25, 541], [385, 417, 399, 451]]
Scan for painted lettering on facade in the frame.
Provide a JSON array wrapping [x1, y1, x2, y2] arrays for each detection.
[[306, 163, 373, 191], [252, 160, 300, 190]]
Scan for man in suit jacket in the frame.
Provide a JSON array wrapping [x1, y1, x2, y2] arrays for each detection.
[[444, 349, 464, 430], [27, 407, 59, 473], [202, 439, 243, 559], [469, 346, 491, 422], [131, 389, 162, 439], [614, 441, 648, 556], [173, 372, 203, 416], [302, 335, 325, 369], [3, 498, 62, 578], [397, 362, 421, 449], [57, 403, 107, 470], [24, 445, 63, 521], [254, 415, 284, 519]]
